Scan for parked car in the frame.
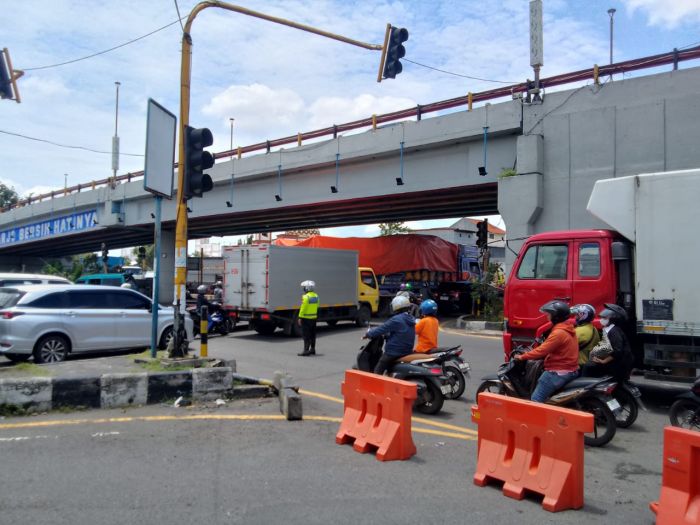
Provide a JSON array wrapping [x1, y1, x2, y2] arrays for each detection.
[[0, 284, 193, 364], [0, 273, 71, 286], [436, 281, 473, 315], [75, 273, 126, 286]]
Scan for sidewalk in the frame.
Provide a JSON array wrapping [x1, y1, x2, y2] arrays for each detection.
[[453, 315, 503, 337]]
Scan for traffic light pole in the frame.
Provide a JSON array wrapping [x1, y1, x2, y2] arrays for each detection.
[[171, 1, 386, 357]]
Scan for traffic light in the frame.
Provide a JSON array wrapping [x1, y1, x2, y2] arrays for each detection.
[[183, 126, 214, 199], [476, 220, 488, 249], [101, 243, 109, 263], [382, 26, 409, 80], [0, 48, 22, 102]]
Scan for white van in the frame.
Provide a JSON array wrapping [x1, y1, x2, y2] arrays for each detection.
[[0, 273, 72, 287]]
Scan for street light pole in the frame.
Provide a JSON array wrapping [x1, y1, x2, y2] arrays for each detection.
[[608, 8, 616, 80], [112, 81, 121, 187]]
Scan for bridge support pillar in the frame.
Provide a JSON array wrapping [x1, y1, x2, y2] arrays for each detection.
[[158, 227, 176, 305], [498, 135, 544, 274]]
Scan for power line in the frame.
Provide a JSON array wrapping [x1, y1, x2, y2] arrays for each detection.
[[0, 129, 144, 157], [173, 0, 186, 33], [403, 58, 517, 84], [22, 19, 181, 71]]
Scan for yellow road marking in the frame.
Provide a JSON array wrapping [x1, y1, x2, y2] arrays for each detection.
[[0, 414, 475, 441], [300, 388, 478, 436]]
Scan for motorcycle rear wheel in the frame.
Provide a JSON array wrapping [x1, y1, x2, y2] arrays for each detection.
[[577, 397, 617, 447], [669, 399, 700, 431], [443, 364, 466, 400], [413, 380, 444, 415], [612, 387, 638, 428], [476, 380, 505, 397]]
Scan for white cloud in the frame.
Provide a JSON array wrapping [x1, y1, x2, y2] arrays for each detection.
[[623, 0, 700, 28], [307, 94, 416, 129]]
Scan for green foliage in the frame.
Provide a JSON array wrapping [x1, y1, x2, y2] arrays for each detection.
[[378, 222, 411, 236], [498, 168, 518, 179], [0, 181, 19, 208], [41, 253, 101, 281], [470, 262, 504, 322]]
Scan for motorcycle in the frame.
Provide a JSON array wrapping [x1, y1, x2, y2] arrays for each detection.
[[609, 381, 645, 428], [355, 337, 449, 415], [476, 347, 620, 447], [669, 377, 700, 431], [188, 302, 231, 337], [423, 346, 470, 400]]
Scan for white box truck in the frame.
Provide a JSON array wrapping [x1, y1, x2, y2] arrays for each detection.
[[222, 244, 379, 336], [503, 169, 700, 381]]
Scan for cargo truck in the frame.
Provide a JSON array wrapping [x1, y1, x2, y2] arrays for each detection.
[[503, 169, 700, 381], [222, 244, 379, 336]]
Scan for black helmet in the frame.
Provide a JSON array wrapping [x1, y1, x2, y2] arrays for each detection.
[[599, 303, 627, 323], [539, 300, 570, 325]]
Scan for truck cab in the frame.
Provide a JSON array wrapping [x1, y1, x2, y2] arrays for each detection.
[[503, 230, 622, 357], [358, 267, 380, 315]]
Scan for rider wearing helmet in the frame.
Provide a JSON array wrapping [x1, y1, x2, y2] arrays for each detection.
[[414, 299, 439, 353], [297, 280, 319, 356], [583, 303, 633, 380], [213, 281, 224, 303], [120, 282, 136, 290], [196, 284, 215, 331], [365, 294, 416, 375], [571, 304, 600, 365], [515, 300, 579, 402]]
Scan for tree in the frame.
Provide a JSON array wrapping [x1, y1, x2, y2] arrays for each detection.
[[378, 222, 411, 236], [0, 181, 19, 208]]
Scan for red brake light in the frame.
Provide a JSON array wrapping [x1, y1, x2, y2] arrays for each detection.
[[430, 367, 442, 374], [0, 311, 23, 319], [261, 313, 271, 320]]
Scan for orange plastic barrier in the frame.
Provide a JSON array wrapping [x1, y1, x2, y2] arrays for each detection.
[[471, 392, 594, 512], [649, 426, 700, 525], [336, 369, 417, 461]]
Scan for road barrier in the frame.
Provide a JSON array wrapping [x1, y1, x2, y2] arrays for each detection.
[[336, 370, 417, 461], [650, 426, 700, 525], [471, 392, 593, 512]]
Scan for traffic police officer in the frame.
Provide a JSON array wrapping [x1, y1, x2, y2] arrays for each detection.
[[298, 280, 319, 356]]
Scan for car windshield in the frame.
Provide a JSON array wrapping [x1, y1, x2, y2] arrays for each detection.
[[0, 290, 25, 308]]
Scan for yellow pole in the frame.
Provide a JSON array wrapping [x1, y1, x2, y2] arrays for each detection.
[[297, 132, 302, 147], [372, 114, 377, 130], [200, 305, 208, 357], [468, 92, 473, 111], [593, 64, 600, 85]]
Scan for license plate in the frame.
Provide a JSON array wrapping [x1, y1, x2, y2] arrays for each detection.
[[440, 385, 451, 395], [607, 398, 621, 412], [440, 295, 449, 300], [239, 315, 251, 321], [459, 363, 471, 372]]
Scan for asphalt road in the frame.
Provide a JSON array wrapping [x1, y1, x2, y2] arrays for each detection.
[[0, 320, 673, 525]]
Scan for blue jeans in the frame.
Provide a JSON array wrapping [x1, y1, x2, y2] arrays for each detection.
[[531, 370, 579, 402]]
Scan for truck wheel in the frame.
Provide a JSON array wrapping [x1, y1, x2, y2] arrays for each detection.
[[355, 305, 371, 327], [254, 321, 276, 336], [282, 318, 302, 337]]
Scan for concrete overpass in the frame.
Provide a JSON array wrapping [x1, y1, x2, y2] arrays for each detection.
[[2, 63, 700, 303]]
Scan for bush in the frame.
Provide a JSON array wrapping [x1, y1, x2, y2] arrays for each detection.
[[470, 262, 504, 322]]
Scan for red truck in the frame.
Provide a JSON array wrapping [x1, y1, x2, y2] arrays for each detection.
[[503, 170, 700, 381]]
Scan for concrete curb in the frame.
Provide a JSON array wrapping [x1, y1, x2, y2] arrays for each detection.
[[0, 361, 276, 415], [274, 371, 303, 421], [456, 316, 504, 334]]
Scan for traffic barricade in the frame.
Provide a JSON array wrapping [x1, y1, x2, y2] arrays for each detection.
[[471, 392, 594, 512], [336, 370, 417, 461], [650, 426, 700, 525]]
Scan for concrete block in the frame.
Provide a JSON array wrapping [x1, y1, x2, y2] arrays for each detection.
[[52, 377, 101, 409], [147, 371, 193, 404], [0, 377, 52, 413], [516, 134, 544, 175], [280, 387, 303, 421], [229, 384, 272, 399], [193, 367, 233, 401], [101, 373, 148, 409]]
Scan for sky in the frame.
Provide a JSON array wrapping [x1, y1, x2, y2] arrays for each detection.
[[2, 0, 700, 245]]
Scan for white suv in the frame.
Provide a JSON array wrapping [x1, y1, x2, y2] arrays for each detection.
[[0, 285, 193, 363]]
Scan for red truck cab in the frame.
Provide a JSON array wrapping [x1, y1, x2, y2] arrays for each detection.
[[503, 230, 624, 358]]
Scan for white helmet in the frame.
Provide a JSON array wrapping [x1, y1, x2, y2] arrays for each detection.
[[301, 280, 315, 292], [120, 282, 135, 290], [391, 294, 411, 313]]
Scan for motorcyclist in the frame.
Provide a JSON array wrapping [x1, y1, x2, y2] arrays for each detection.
[[364, 295, 416, 375], [571, 303, 600, 365], [196, 284, 215, 331], [515, 300, 579, 402], [396, 283, 420, 316], [414, 299, 439, 353], [213, 281, 224, 303], [582, 303, 634, 381]]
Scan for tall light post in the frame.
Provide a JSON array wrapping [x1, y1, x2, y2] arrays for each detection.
[[64, 173, 68, 190], [608, 8, 616, 80], [111, 81, 121, 187]]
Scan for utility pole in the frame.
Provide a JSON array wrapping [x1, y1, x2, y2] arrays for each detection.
[[112, 81, 121, 188], [529, 0, 543, 102], [608, 8, 616, 80], [169, 1, 387, 357]]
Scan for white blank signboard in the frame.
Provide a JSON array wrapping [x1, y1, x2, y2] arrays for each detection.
[[144, 98, 176, 198]]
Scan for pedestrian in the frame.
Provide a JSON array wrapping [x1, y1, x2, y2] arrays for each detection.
[[515, 300, 579, 402], [364, 295, 416, 375], [297, 280, 319, 356]]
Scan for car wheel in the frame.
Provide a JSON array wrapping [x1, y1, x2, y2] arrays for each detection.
[[33, 334, 70, 364], [5, 353, 31, 363], [159, 326, 174, 350]]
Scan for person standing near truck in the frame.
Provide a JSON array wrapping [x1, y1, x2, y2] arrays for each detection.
[[297, 280, 319, 356]]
